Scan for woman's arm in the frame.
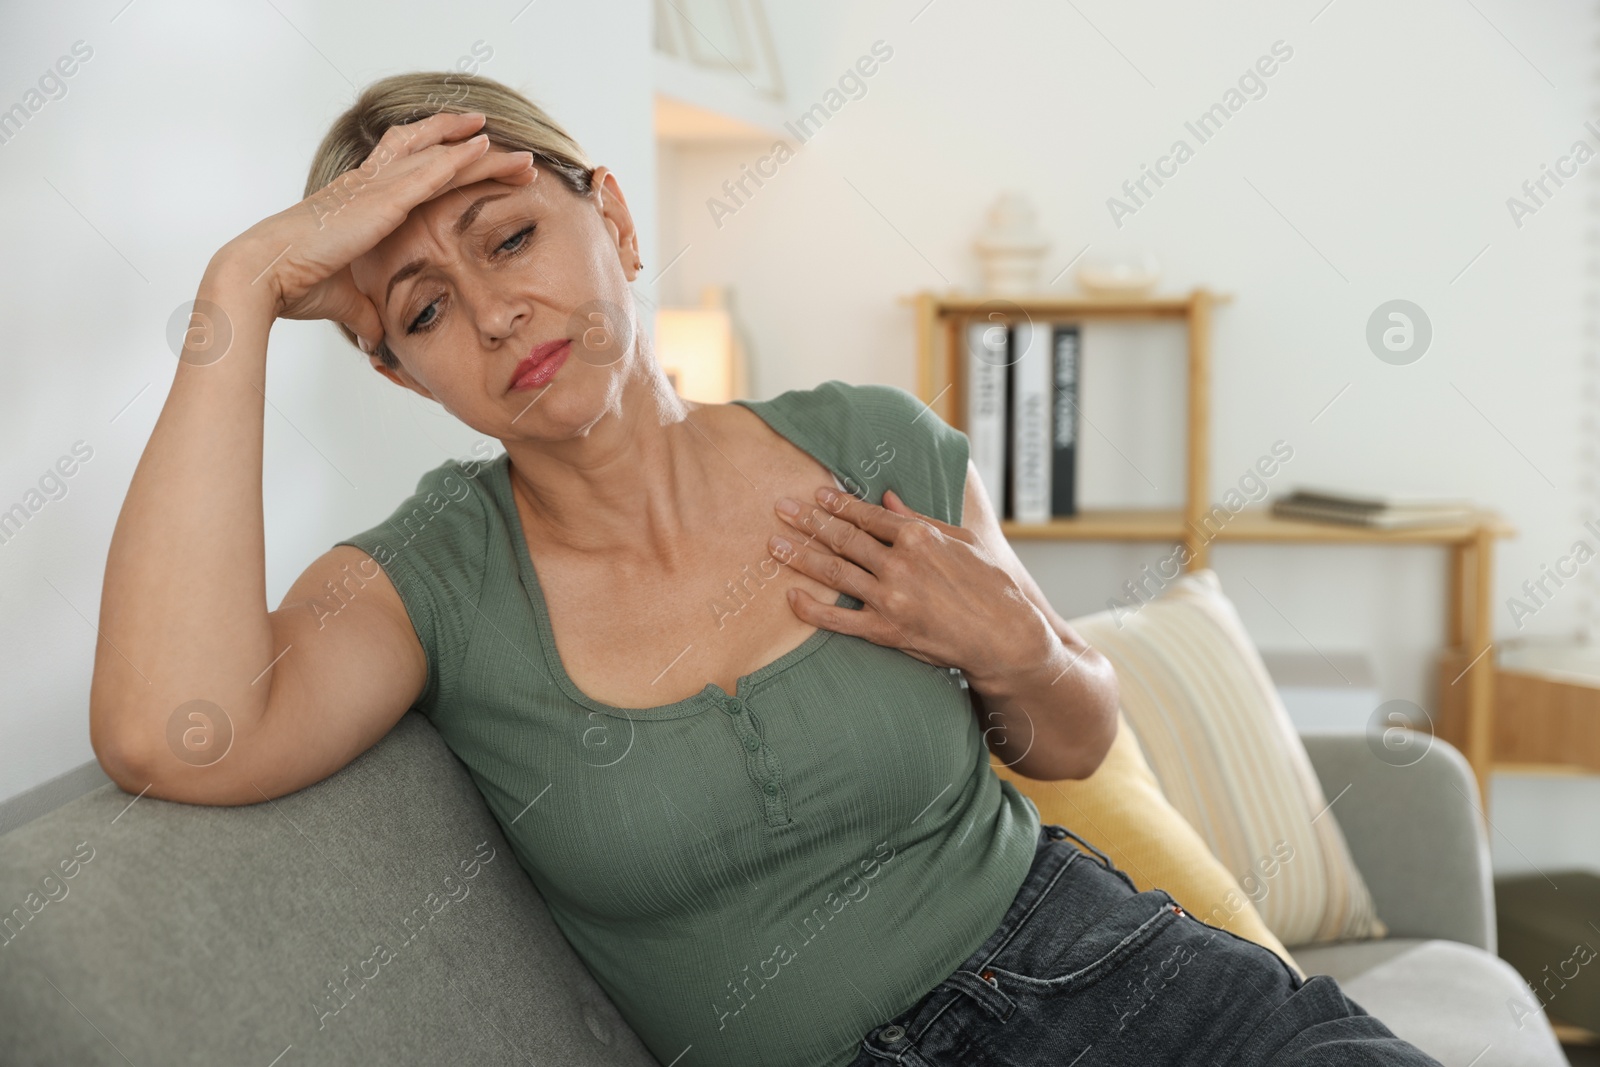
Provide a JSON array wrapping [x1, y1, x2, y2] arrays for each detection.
[[89, 112, 532, 801], [948, 460, 1120, 781]]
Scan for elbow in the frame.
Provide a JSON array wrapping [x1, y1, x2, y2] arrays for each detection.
[[1052, 650, 1121, 780], [1072, 698, 1120, 780], [88, 702, 268, 807], [1049, 716, 1116, 781], [1086, 653, 1121, 771], [88, 709, 154, 796]]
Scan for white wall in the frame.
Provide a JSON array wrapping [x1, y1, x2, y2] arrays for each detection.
[[8, 0, 1596, 881], [657, 0, 1594, 867], [0, 0, 654, 800]]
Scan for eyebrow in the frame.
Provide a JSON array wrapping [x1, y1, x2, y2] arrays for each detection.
[[384, 192, 515, 312]]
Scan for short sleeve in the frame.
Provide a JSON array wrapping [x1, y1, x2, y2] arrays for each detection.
[[332, 457, 491, 715], [805, 381, 972, 527]]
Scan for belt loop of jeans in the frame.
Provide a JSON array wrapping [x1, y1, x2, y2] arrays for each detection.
[[1042, 823, 1138, 892], [939, 968, 1017, 1023]]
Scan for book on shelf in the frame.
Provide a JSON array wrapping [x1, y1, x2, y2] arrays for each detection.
[[963, 318, 1008, 521], [1010, 320, 1052, 523], [963, 318, 1081, 523], [1050, 324, 1080, 518], [1269, 486, 1476, 529]]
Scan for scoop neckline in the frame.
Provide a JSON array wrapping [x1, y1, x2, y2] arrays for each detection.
[[486, 396, 856, 720]]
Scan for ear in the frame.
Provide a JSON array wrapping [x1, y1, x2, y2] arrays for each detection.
[[589, 165, 641, 282]]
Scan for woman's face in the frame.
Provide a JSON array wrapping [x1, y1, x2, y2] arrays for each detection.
[[349, 148, 641, 438]]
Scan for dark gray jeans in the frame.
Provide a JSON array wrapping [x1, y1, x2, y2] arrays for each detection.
[[847, 823, 1442, 1066]]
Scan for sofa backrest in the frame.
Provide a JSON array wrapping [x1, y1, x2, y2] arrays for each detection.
[[0, 712, 660, 1066]]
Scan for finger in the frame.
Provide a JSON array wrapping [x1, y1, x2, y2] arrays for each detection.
[[808, 486, 920, 545], [319, 269, 385, 350], [777, 497, 894, 572], [785, 586, 885, 642], [420, 148, 536, 207], [343, 298, 384, 356], [788, 589, 939, 662], [770, 532, 882, 605], [377, 134, 496, 208], [447, 147, 537, 189], [323, 113, 484, 203], [348, 113, 490, 191], [880, 487, 962, 536], [368, 110, 486, 168], [309, 132, 491, 231]]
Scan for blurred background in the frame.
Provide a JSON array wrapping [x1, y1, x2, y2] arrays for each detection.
[[0, 1, 1591, 880]]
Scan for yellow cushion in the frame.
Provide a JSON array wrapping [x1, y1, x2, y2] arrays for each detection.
[[992, 712, 1303, 976]]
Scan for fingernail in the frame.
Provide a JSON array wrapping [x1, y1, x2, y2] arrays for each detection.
[[776, 497, 800, 518], [357, 337, 373, 355], [771, 535, 793, 559], [816, 486, 838, 507]]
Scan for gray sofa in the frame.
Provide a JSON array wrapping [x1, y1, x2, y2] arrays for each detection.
[[1294, 734, 1567, 1066], [0, 715, 1568, 1066]]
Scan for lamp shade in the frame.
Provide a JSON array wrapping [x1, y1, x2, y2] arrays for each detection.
[[655, 307, 734, 402]]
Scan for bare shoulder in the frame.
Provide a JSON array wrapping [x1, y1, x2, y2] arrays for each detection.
[[687, 399, 828, 484]]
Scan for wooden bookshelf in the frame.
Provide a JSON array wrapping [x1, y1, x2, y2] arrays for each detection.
[[999, 510, 1198, 542], [914, 289, 1227, 565], [1000, 507, 1513, 545], [911, 288, 1516, 799]]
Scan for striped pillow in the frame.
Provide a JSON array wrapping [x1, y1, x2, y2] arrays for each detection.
[[1068, 569, 1386, 947]]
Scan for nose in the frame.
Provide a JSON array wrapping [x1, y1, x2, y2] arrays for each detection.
[[472, 277, 531, 346]]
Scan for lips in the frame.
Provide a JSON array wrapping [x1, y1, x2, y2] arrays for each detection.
[[509, 338, 571, 390]]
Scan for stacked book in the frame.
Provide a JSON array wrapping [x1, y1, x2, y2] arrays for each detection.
[[1270, 487, 1476, 529], [964, 319, 1080, 523]]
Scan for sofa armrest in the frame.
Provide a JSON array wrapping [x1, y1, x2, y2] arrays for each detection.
[[1298, 730, 1495, 952]]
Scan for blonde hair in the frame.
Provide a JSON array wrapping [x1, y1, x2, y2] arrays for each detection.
[[304, 71, 595, 369]]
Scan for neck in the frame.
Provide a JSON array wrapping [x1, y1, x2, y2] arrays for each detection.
[[503, 363, 727, 567]]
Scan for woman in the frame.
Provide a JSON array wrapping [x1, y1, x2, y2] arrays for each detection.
[[90, 72, 1440, 1067]]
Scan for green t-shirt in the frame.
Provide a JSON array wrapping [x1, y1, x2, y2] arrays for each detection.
[[335, 380, 1040, 1067]]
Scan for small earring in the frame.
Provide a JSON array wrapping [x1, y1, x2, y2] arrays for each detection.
[[635, 259, 644, 271]]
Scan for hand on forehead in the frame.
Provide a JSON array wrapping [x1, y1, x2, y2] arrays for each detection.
[[421, 143, 543, 208], [349, 143, 543, 300]]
